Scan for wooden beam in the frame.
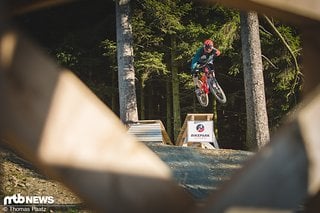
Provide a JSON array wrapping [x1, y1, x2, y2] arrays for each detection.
[[301, 28, 320, 94], [203, 122, 309, 212], [158, 120, 174, 145], [197, 0, 320, 96], [297, 85, 320, 197], [0, 29, 193, 212], [203, 85, 320, 212], [7, 0, 76, 17], [196, 0, 320, 26]]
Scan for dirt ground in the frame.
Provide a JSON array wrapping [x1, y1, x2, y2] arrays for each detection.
[[0, 146, 87, 212], [0, 143, 253, 212]]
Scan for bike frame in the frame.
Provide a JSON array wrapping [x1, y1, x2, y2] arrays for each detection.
[[200, 66, 211, 94], [195, 54, 227, 105]]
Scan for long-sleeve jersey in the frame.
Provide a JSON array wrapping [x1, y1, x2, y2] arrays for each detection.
[[191, 47, 220, 70]]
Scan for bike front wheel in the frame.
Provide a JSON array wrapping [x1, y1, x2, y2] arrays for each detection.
[[209, 78, 227, 104], [195, 80, 209, 107]]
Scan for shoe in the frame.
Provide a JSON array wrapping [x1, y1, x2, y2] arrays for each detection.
[[195, 88, 201, 96]]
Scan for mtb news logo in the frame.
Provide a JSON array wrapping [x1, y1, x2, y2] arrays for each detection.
[[3, 194, 55, 205]]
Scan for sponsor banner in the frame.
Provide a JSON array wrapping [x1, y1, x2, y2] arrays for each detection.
[[187, 121, 215, 142]]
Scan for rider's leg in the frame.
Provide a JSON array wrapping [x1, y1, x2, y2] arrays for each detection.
[[193, 73, 198, 86], [208, 64, 216, 78], [191, 68, 199, 87]]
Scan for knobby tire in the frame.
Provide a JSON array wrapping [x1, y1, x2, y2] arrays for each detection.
[[195, 80, 209, 107], [209, 77, 227, 104]]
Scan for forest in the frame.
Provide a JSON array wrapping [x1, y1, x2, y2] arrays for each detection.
[[12, 0, 303, 150]]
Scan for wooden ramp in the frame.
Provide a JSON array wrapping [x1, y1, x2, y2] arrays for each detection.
[[176, 114, 219, 149], [127, 120, 173, 145]]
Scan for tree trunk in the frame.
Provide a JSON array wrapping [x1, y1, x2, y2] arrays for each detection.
[[212, 99, 218, 140], [139, 78, 145, 120], [111, 69, 118, 112], [171, 35, 181, 141], [166, 78, 173, 140], [147, 86, 154, 118], [240, 11, 270, 150], [116, 0, 138, 124]]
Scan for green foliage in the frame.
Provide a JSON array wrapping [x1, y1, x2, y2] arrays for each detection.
[[137, 0, 192, 34], [259, 18, 302, 128], [131, 9, 163, 48], [216, 14, 240, 53], [135, 51, 168, 86], [36, 1, 302, 150], [56, 51, 78, 68], [101, 39, 117, 58], [130, 1, 302, 148]]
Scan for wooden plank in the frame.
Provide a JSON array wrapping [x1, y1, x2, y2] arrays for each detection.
[[127, 120, 173, 145], [203, 86, 320, 212], [297, 85, 320, 197], [203, 122, 309, 212], [128, 122, 163, 142], [157, 120, 173, 145], [175, 116, 189, 146], [7, 0, 76, 17], [0, 29, 193, 212], [301, 29, 320, 95], [196, 0, 320, 26], [197, 1, 320, 95]]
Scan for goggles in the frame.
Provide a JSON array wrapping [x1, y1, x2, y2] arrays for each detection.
[[204, 45, 213, 51]]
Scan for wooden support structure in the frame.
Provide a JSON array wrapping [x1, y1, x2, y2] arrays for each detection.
[[6, 0, 76, 17], [176, 114, 213, 146], [0, 29, 193, 212], [202, 85, 320, 212], [127, 120, 173, 145], [175, 114, 218, 149], [2, 0, 320, 212], [196, 0, 320, 212]]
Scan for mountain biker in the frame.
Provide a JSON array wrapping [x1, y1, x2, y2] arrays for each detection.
[[191, 39, 221, 86]]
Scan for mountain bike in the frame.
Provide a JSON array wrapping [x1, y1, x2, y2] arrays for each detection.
[[194, 56, 227, 107]]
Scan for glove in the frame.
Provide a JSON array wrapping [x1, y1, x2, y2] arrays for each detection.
[[215, 49, 221, 56], [191, 63, 198, 73]]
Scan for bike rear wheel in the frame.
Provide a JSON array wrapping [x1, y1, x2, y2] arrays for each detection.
[[195, 80, 209, 107], [209, 78, 227, 104]]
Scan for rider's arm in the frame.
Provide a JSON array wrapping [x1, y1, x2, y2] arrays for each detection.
[[191, 47, 203, 70], [213, 48, 221, 57]]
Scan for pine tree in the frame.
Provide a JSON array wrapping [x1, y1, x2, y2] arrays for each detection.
[[240, 11, 270, 150], [116, 0, 139, 124]]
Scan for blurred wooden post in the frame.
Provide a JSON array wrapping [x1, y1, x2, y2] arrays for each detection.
[[197, 0, 320, 95], [2, 0, 320, 212], [0, 29, 193, 212], [202, 85, 320, 212], [301, 28, 320, 94], [196, 0, 320, 211]]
